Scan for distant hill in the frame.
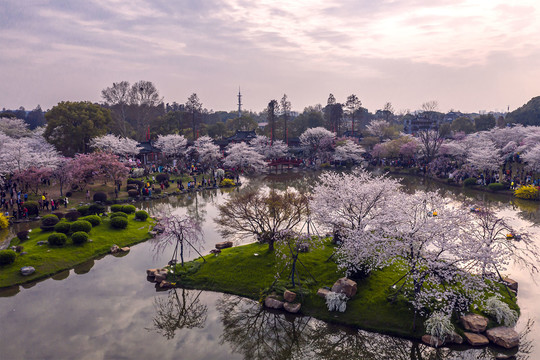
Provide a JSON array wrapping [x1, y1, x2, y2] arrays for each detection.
[[506, 96, 540, 126]]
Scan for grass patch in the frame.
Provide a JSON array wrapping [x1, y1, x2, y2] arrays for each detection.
[[0, 215, 156, 288], [170, 240, 519, 340]]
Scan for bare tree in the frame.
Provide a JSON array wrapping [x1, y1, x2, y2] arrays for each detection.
[[101, 81, 131, 136], [154, 214, 205, 266], [280, 94, 291, 144]]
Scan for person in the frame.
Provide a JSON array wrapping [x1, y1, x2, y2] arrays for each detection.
[[86, 189, 90, 200], [64, 197, 68, 208]]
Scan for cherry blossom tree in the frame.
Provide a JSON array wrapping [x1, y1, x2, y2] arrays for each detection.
[[299, 127, 334, 162], [154, 134, 188, 161], [51, 157, 73, 197], [12, 167, 53, 195], [250, 135, 288, 160], [0, 134, 61, 175], [90, 134, 141, 158], [0, 117, 31, 138], [154, 214, 205, 266], [467, 139, 502, 183], [416, 129, 445, 163], [522, 143, 540, 173], [223, 142, 266, 174], [189, 136, 222, 172], [333, 139, 364, 164], [365, 119, 392, 142]]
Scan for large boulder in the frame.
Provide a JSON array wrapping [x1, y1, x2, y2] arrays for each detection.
[[486, 327, 520, 349], [463, 332, 489, 346], [503, 277, 518, 293], [460, 314, 488, 333], [283, 302, 301, 314], [331, 277, 357, 298], [446, 331, 463, 345], [110, 245, 120, 254], [20, 266, 35, 276], [284, 290, 297, 303], [264, 296, 284, 310], [422, 334, 443, 347], [317, 288, 330, 298], [215, 241, 233, 250]]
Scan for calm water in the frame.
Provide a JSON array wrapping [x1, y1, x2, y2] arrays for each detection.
[[0, 173, 538, 360]]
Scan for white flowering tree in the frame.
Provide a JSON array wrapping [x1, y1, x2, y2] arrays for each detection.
[[90, 134, 141, 158], [333, 139, 365, 164], [223, 142, 266, 174], [189, 136, 222, 172], [250, 135, 288, 160], [0, 133, 61, 175], [522, 143, 540, 174], [0, 117, 32, 138], [154, 134, 188, 164], [365, 119, 391, 141], [467, 139, 503, 183], [299, 127, 334, 162]]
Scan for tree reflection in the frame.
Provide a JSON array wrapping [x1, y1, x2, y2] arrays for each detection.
[[148, 288, 207, 340], [216, 294, 528, 360]]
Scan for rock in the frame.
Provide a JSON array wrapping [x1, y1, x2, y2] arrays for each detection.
[[284, 302, 301, 314], [317, 288, 331, 298], [461, 314, 488, 333], [146, 268, 159, 276], [264, 296, 284, 310], [154, 272, 167, 283], [495, 355, 516, 360], [486, 327, 520, 349], [120, 247, 130, 252], [284, 290, 297, 302], [446, 331, 463, 344], [110, 244, 120, 254], [331, 277, 357, 298], [20, 266, 35, 276], [159, 280, 174, 289], [210, 249, 221, 255], [37, 241, 46, 245], [503, 277, 518, 293], [463, 332, 489, 346], [215, 241, 233, 250], [422, 334, 443, 347]]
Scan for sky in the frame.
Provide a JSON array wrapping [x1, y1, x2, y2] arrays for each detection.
[[1, 0, 540, 114]]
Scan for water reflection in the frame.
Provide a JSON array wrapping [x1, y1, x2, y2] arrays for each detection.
[[149, 288, 208, 340]]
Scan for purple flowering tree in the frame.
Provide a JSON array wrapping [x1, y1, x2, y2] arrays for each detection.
[[155, 214, 205, 266]]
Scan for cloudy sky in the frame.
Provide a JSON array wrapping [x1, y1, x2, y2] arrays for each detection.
[[1, 0, 539, 114]]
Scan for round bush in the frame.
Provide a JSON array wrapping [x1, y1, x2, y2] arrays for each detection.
[[110, 216, 128, 229], [53, 212, 64, 220], [88, 203, 106, 215], [110, 212, 127, 219], [156, 173, 169, 183], [110, 204, 124, 212], [54, 221, 71, 234], [71, 231, 89, 245], [80, 215, 102, 227], [65, 211, 81, 222], [488, 182, 506, 192], [66, 191, 73, 197], [122, 205, 136, 214], [17, 230, 29, 241], [0, 250, 16, 265], [135, 210, 149, 221], [70, 220, 92, 233], [25, 201, 39, 216], [128, 189, 139, 198], [93, 192, 107, 202], [77, 205, 90, 216], [153, 188, 162, 194], [41, 214, 59, 227], [463, 178, 477, 187], [48, 233, 68, 246], [127, 184, 138, 191]]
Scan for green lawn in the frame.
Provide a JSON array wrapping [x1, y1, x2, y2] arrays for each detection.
[[0, 215, 155, 288]]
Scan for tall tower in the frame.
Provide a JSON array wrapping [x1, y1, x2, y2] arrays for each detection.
[[237, 87, 242, 119]]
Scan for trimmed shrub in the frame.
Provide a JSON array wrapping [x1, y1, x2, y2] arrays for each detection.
[[156, 173, 169, 183], [53, 212, 64, 219], [88, 203, 106, 215], [135, 210, 149, 221], [110, 204, 124, 212], [122, 205, 136, 214], [153, 188, 161, 194], [127, 184, 138, 191], [65, 211, 81, 222], [463, 178, 477, 187], [127, 179, 144, 188], [66, 191, 73, 198], [93, 192, 107, 202], [48, 233, 68, 246], [488, 182, 506, 192], [25, 201, 39, 216], [110, 212, 127, 219], [77, 205, 90, 216], [220, 178, 235, 187], [71, 231, 89, 245], [128, 189, 139, 198], [17, 230, 29, 241], [70, 220, 92, 233], [54, 222, 71, 234], [514, 185, 539, 200], [0, 250, 16, 265], [110, 216, 128, 229], [80, 215, 101, 227], [40, 214, 59, 231], [0, 214, 8, 229]]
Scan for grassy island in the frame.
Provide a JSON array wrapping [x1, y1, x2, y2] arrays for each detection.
[[0, 214, 155, 288], [167, 240, 519, 341]]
